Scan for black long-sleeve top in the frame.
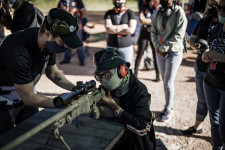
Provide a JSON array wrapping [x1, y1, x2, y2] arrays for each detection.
[[111, 71, 156, 150]]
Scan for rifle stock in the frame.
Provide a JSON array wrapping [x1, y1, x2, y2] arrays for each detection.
[[0, 80, 105, 150]]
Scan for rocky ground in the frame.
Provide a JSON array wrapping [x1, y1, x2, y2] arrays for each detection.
[[35, 12, 212, 150]]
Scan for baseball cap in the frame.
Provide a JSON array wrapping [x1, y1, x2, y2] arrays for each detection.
[[47, 8, 83, 49], [93, 48, 130, 74]]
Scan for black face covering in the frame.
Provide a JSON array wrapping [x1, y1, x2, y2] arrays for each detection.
[[160, 0, 168, 9], [114, 2, 123, 8], [208, 7, 218, 18]]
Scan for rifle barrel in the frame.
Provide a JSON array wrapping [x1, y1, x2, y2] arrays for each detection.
[[0, 86, 104, 150]]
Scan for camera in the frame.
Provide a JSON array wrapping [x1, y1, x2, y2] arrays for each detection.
[[194, 39, 209, 52]]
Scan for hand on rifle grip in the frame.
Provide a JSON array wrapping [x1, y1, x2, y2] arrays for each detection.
[[91, 104, 100, 119]]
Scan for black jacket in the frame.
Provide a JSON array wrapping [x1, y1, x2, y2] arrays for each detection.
[[7, 1, 37, 33], [112, 72, 156, 150]]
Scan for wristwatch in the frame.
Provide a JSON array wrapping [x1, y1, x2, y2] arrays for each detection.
[[114, 108, 122, 117]]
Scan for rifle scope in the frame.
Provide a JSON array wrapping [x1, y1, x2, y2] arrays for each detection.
[[53, 80, 96, 108]]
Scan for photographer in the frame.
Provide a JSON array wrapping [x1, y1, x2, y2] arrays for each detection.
[[151, 0, 187, 122], [183, 0, 219, 135]]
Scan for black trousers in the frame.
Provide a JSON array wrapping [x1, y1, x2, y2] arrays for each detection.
[[112, 125, 156, 150], [134, 28, 159, 78], [0, 102, 39, 135]]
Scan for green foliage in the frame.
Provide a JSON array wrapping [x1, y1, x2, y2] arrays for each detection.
[[30, 0, 138, 13], [31, 0, 59, 12]]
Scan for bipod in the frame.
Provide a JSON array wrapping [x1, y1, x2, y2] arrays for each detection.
[[43, 126, 70, 150]]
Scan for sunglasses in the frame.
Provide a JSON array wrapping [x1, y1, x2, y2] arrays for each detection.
[[94, 68, 116, 81], [217, 5, 225, 11]]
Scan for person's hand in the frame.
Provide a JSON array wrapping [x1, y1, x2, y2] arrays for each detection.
[[156, 48, 169, 58], [207, 50, 222, 62], [100, 91, 116, 106], [202, 50, 212, 63], [194, 43, 202, 53]]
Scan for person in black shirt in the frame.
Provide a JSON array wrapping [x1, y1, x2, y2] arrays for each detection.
[[201, 0, 225, 148], [183, 0, 219, 135], [93, 48, 156, 150], [1, 0, 39, 33], [0, 8, 83, 134], [134, 0, 160, 81], [104, 0, 137, 64]]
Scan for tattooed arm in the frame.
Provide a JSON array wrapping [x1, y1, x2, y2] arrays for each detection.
[[15, 82, 55, 108], [14, 65, 75, 108], [45, 64, 75, 91]]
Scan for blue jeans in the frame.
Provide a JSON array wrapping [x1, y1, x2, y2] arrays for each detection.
[[63, 30, 85, 64], [107, 45, 134, 64], [204, 81, 225, 150], [194, 64, 208, 121], [156, 51, 183, 111]]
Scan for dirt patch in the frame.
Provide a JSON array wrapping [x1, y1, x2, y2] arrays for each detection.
[[36, 12, 212, 150]]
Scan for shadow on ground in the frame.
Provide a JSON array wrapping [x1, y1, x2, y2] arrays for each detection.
[[181, 56, 196, 68], [87, 32, 108, 43], [137, 77, 161, 82], [152, 111, 211, 144], [86, 11, 105, 24], [56, 46, 102, 76]]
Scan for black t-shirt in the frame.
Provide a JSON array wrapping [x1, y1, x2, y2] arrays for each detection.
[[104, 9, 136, 48], [204, 23, 225, 90], [9, 1, 37, 33], [0, 27, 56, 86], [192, 18, 219, 72]]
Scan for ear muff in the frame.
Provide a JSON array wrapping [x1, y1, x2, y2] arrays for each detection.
[[118, 64, 128, 78], [114, 6, 126, 13], [46, 10, 79, 36]]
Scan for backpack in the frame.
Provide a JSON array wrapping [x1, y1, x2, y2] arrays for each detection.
[[34, 7, 45, 27]]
